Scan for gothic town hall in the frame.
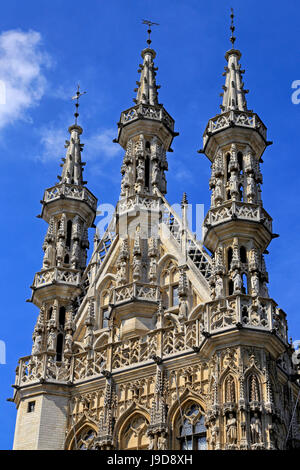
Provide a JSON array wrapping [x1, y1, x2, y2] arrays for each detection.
[[11, 20, 300, 450]]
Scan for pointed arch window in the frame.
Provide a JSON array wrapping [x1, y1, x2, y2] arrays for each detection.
[[237, 151, 243, 174], [56, 333, 63, 362], [240, 246, 247, 264], [226, 153, 231, 181], [161, 261, 180, 309], [177, 403, 207, 450], [227, 247, 233, 270], [121, 414, 150, 450], [145, 155, 150, 189], [71, 427, 97, 450], [66, 220, 72, 248]]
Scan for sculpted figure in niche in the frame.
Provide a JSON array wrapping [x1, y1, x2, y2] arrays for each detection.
[[226, 413, 237, 445], [32, 333, 42, 356], [251, 273, 260, 296], [47, 326, 56, 352], [250, 412, 262, 445], [215, 276, 224, 299], [64, 332, 73, 354], [232, 270, 242, 293], [157, 433, 167, 450]]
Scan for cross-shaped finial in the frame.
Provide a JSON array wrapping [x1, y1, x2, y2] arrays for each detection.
[[142, 19, 159, 47], [71, 84, 87, 125], [230, 8, 236, 47]]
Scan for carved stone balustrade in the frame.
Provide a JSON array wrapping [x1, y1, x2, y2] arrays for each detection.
[[112, 282, 160, 305], [43, 183, 97, 210], [119, 103, 175, 132], [204, 201, 272, 234], [33, 267, 81, 289], [205, 294, 288, 343], [117, 194, 160, 214], [203, 110, 267, 149], [14, 298, 288, 389]]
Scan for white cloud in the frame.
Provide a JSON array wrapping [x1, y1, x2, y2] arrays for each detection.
[[36, 126, 121, 165], [84, 128, 121, 160], [0, 29, 50, 129]]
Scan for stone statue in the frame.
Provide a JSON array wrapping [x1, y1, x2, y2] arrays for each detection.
[[250, 413, 262, 444], [251, 273, 260, 296], [32, 333, 42, 356], [47, 327, 56, 352], [157, 434, 167, 450], [215, 276, 224, 299], [132, 255, 142, 281], [226, 413, 237, 445], [64, 332, 73, 354], [178, 298, 188, 320], [229, 172, 239, 200], [56, 238, 64, 266], [214, 179, 223, 204], [246, 175, 256, 203], [232, 270, 242, 293], [148, 435, 154, 450]]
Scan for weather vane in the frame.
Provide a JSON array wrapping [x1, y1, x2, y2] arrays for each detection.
[[142, 19, 159, 47], [230, 8, 236, 47], [71, 84, 87, 125]]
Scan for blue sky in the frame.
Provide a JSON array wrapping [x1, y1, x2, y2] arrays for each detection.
[[0, 0, 300, 449]]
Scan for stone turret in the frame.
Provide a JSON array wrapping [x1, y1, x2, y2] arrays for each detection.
[[115, 36, 178, 202], [30, 111, 97, 363]]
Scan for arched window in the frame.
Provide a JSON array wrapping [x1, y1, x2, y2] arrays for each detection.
[[227, 247, 233, 270], [240, 246, 247, 263], [177, 403, 207, 450], [121, 414, 149, 450], [59, 306, 66, 328], [237, 152, 243, 174], [226, 153, 231, 181], [228, 279, 234, 296], [145, 155, 150, 189], [100, 281, 114, 329], [72, 427, 96, 450], [161, 261, 180, 308], [238, 184, 243, 201], [56, 333, 63, 362], [47, 307, 53, 321], [66, 220, 72, 248], [242, 273, 248, 294]]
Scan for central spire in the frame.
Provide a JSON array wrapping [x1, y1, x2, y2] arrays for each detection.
[[220, 9, 249, 113], [134, 20, 160, 106]]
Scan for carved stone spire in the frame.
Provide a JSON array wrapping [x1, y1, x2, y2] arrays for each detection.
[[59, 125, 86, 186], [134, 48, 160, 106], [220, 9, 249, 113]]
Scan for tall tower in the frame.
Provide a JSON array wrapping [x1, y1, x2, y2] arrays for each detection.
[[11, 18, 299, 451], [197, 11, 300, 449], [12, 92, 97, 450]]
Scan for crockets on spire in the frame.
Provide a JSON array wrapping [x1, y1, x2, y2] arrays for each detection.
[[58, 125, 86, 186], [58, 85, 87, 186], [134, 48, 160, 106], [220, 9, 249, 113]]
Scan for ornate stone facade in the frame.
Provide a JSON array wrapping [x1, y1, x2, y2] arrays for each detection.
[[12, 25, 300, 451]]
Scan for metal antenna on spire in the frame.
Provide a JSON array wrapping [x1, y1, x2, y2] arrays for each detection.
[[142, 19, 159, 47], [230, 8, 236, 47], [71, 84, 87, 125]]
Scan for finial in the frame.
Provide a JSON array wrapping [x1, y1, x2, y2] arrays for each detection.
[[71, 84, 86, 125], [142, 19, 159, 47], [230, 8, 236, 47], [181, 192, 188, 207]]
